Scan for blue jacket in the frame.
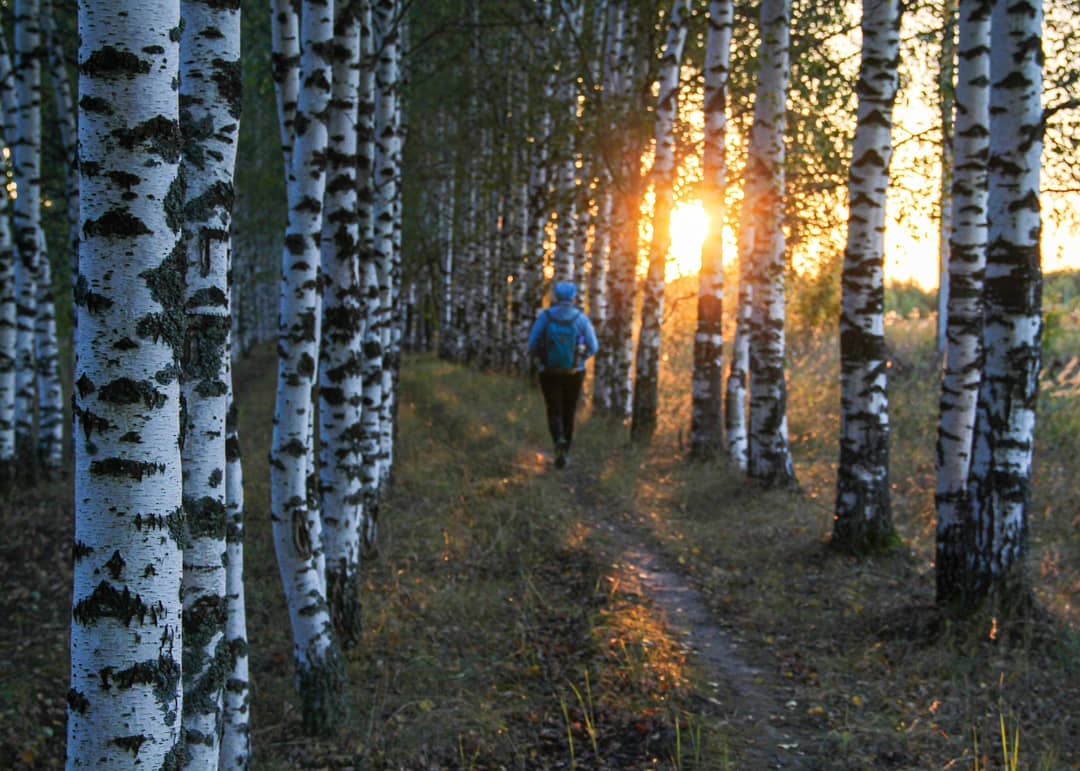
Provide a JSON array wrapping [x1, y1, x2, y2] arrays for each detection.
[[527, 301, 599, 372]]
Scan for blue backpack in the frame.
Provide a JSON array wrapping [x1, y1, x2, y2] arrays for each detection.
[[543, 310, 581, 372]]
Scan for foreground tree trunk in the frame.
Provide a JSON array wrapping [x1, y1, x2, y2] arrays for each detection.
[[690, 0, 732, 459], [745, 0, 795, 486], [630, 0, 690, 442], [178, 0, 243, 763], [268, 0, 349, 735], [833, 0, 901, 548], [934, 0, 990, 607], [960, 0, 1044, 611], [320, 0, 366, 648], [68, 0, 185, 764]]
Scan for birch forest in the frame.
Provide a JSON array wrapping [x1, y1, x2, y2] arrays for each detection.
[[0, 0, 1078, 767]]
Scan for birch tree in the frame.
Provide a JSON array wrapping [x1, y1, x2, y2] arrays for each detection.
[[935, 0, 990, 606], [690, 0, 733, 459], [0, 36, 15, 485], [68, 0, 185, 763], [12, 0, 42, 470], [221, 395, 250, 768], [268, 0, 349, 734], [178, 0, 243, 762], [961, 0, 1044, 609], [630, 0, 690, 442], [320, 0, 366, 647], [745, 0, 795, 485], [833, 0, 901, 547]]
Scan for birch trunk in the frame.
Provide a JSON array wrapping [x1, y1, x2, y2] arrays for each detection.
[[42, 0, 79, 300], [743, 0, 796, 485], [179, 0, 242, 762], [0, 37, 14, 484], [961, 0, 1043, 609], [833, 0, 901, 545], [68, 0, 185, 763], [374, 0, 400, 491], [34, 236, 62, 471], [725, 221, 752, 471], [630, 0, 690, 442], [220, 390, 250, 769], [271, 0, 300, 176], [357, 0, 382, 548], [320, 0, 365, 648], [690, 0, 732, 459], [936, 0, 957, 355], [12, 0, 42, 470], [268, 0, 349, 734], [935, 0, 990, 606]]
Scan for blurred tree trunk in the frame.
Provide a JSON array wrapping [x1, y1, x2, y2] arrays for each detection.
[[745, 0, 795, 486], [0, 37, 15, 486], [961, 0, 1044, 611], [178, 0, 243, 763], [630, 0, 690, 442], [12, 0, 43, 474], [834, 0, 901, 545], [690, 0, 733, 459], [935, 0, 990, 608], [68, 0, 184, 763], [936, 0, 957, 355], [268, 0, 349, 735]]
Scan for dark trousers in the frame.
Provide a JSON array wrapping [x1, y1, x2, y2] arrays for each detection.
[[539, 370, 585, 447]]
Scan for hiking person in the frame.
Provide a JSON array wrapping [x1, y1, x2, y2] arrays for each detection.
[[527, 281, 599, 469]]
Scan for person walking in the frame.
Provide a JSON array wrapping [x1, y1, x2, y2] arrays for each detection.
[[528, 281, 599, 468]]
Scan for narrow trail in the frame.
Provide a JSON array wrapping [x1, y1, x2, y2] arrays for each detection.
[[554, 448, 818, 769]]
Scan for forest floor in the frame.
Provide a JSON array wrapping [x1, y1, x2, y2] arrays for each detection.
[[1, 324, 1077, 768]]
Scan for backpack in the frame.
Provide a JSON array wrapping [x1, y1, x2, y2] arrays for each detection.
[[543, 310, 581, 372]]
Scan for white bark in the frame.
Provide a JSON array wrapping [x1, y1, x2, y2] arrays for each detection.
[[320, 0, 365, 647], [0, 36, 15, 478], [69, 0, 185, 764], [690, 0, 733, 458], [12, 0, 42, 465], [935, 0, 990, 604], [963, 0, 1043, 604], [33, 232, 62, 470], [630, 0, 691, 442], [268, 0, 348, 733], [179, 0, 242, 763], [834, 0, 900, 541]]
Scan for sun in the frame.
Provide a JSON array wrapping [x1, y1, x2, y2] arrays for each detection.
[[668, 200, 709, 280]]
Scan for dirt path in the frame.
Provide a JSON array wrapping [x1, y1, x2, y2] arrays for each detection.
[[559, 453, 818, 769]]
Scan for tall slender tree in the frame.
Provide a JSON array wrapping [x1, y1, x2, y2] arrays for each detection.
[[12, 0, 43, 471], [935, 0, 990, 606], [961, 0, 1044, 610], [0, 36, 16, 486], [268, 0, 349, 734], [630, 0, 691, 442], [320, 0, 366, 647], [690, 0, 733, 459], [745, 0, 795, 486], [833, 0, 901, 547], [68, 0, 185, 763], [178, 0, 243, 763]]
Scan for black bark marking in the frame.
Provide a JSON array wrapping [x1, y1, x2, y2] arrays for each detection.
[[114, 115, 183, 163], [80, 46, 151, 78], [83, 209, 152, 239], [89, 458, 167, 481], [74, 581, 158, 626], [98, 377, 168, 409], [78, 95, 114, 115]]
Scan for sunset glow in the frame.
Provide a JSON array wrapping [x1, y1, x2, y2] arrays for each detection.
[[668, 200, 709, 280]]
